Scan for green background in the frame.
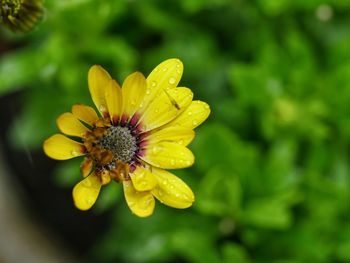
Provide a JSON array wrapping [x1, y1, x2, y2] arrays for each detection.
[[1, 0, 350, 262]]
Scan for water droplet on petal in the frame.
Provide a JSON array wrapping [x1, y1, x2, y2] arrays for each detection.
[[187, 111, 192, 116], [155, 108, 159, 113], [193, 120, 198, 126], [85, 197, 94, 205], [170, 159, 176, 165], [154, 67, 159, 72], [140, 180, 148, 188], [151, 81, 157, 87], [162, 67, 168, 72], [168, 77, 176, 85], [71, 150, 79, 156], [152, 145, 163, 154]]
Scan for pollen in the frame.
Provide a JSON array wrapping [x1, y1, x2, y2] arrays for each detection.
[[98, 126, 138, 163]]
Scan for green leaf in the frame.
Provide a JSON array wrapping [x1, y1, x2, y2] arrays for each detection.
[[196, 165, 242, 217]]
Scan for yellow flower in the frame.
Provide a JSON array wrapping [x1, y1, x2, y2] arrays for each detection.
[[43, 59, 210, 217], [0, 0, 43, 32]]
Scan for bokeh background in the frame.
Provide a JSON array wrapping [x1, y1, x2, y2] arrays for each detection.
[[1, 0, 350, 262]]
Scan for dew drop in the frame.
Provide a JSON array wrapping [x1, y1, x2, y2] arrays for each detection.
[[140, 180, 148, 188], [85, 197, 94, 205], [162, 180, 168, 186], [162, 67, 168, 72], [152, 145, 163, 154], [178, 139, 184, 145], [187, 111, 193, 116], [155, 108, 159, 113], [99, 106, 106, 113], [151, 81, 157, 87], [168, 77, 176, 85], [176, 69, 181, 74], [170, 159, 176, 165], [71, 150, 79, 156], [154, 67, 159, 72], [192, 120, 198, 126]]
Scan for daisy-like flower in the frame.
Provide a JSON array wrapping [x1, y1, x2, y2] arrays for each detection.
[[0, 0, 43, 32], [43, 59, 210, 217]]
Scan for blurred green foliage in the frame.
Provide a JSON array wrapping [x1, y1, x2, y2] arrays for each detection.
[[1, 0, 350, 262]]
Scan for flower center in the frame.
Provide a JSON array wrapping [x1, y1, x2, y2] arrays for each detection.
[[1, 0, 21, 16], [98, 126, 138, 164]]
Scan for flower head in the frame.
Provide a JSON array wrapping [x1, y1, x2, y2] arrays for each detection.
[[43, 59, 210, 217], [0, 0, 43, 32]]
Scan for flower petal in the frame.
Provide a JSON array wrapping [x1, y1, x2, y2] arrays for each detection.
[[140, 59, 183, 113], [141, 142, 194, 169], [56, 112, 90, 137], [73, 173, 102, 211], [139, 87, 193, 132], [105, 79, 122, 124], [130, 166, 157, 191], [147, 126, 195, 146], [163, 100, 211, 129], [88, 65, 112, 115], [123, 180, 155, 217], [80, 158, 93, 177], [43, 134, 85, 160], [121, 72, 147, 120], [72, 104, 99, 126], [151, 168, 194, 209]]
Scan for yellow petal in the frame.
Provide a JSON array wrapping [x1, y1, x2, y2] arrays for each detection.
[[43, 134, 85, 160], [123, 180, 155, 217], [140, 59, 183, 113], [141, 142, 194, 169], [121, 72, 147, 121], [73, 173, 102, 211], [72, 104, 99, 126], [163, 100, 211, 129], [88, 65, 112, 115], [130, 166, 157, 191], [56, 112, 90, 137], [151, 168, 194, 209], [105, 79, 123, 124], [80, 158, 93, 177], [140, 87, 193, 132], [148, 126, 195, 146]]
